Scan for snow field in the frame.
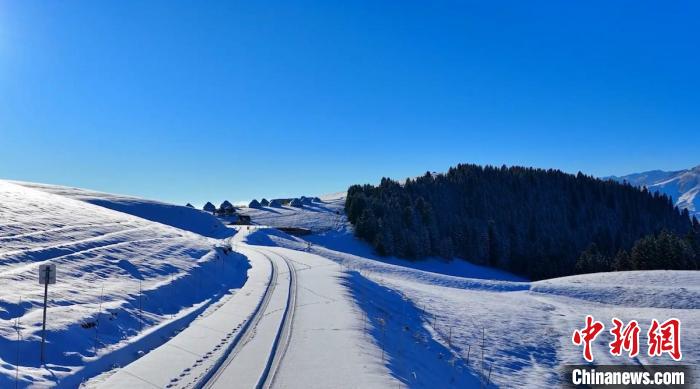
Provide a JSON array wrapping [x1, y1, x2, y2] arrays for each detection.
[[0, 181, 247, 387], [92, 246, 272, 389]]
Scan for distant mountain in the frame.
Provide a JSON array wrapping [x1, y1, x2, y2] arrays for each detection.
[[608, 165, 700, 218]]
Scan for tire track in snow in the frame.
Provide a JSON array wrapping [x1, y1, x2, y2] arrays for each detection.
[[198, 249, 279, 389], [256, 248, 297, 389]]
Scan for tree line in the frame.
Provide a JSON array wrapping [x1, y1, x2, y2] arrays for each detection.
[[345, 164, 700, 280]]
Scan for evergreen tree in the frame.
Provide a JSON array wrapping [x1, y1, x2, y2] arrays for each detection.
[[575, 243, 610, 273], [612, 249, 633, 271], [345, 163, 698, 279]]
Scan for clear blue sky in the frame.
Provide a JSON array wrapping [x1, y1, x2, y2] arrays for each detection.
[[1, 1, 699, 206]]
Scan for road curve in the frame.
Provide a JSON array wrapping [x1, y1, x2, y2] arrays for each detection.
[[197, 248, 278, 388], [201, 247, 297, 389], [256, 248, 297, 389]]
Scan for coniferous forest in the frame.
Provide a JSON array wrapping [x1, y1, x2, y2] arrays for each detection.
[[345, 164, 700, 280]]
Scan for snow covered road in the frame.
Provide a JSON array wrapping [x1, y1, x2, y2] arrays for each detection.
[[93, 226, 400, 389], [260, 247, 398, 389], [203, 247, 296, 389], [204, 228, 398, 388]]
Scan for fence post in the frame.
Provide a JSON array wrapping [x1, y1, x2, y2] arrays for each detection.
[[15, 297, 21, 388], [139, 279, 143, 331], [95, 285, 104, 353]]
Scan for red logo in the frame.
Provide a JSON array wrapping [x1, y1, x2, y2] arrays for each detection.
[[572, 315, 604, 362], [609, 318, 640, 357], [647, 318, 682, 361], [573, 316, 682, 362]]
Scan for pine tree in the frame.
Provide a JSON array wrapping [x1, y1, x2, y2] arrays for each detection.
[[575, 243, 610, 274], [345, 163, 697, 279]]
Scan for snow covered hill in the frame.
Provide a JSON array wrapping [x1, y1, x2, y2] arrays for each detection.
[[0, 181, 246, 387], [608, 165, 700, 217], [237, 192, 347, 233], [12, 181, 231, 238]]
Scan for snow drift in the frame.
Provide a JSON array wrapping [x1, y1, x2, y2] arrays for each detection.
[[0, 181, 247, 387]]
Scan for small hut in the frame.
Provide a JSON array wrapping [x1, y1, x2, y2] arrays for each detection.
[[219, 200, 234, 216], [269, 199, 284, 207], [260, 198, 270, 206], [289, 198, 303, 208], [249, 199, 262, 208], [203, 202, 216, 214]]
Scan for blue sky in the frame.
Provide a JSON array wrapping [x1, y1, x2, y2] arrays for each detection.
[[1, 1, 699, 206]]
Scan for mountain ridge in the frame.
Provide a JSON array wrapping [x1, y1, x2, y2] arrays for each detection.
[[608, 165, 700, 217]]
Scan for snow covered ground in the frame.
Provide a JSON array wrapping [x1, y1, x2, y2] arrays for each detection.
[[0, 181, 245, 387], [239, 192, 700, 388], [2, 181, 698, 388]]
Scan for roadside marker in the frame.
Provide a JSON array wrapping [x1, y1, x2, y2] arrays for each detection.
[[38, 263, 56, 364]]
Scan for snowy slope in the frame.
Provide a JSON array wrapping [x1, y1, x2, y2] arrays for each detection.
[[12, 181, 231, 238], [237, 192, 346, 232], [235, 192, 700, 388], [608, 165, 700, 217], [0, 181, 247, 387]]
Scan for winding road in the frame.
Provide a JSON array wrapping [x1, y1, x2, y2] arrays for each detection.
[[200, 247, 297, 389]]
